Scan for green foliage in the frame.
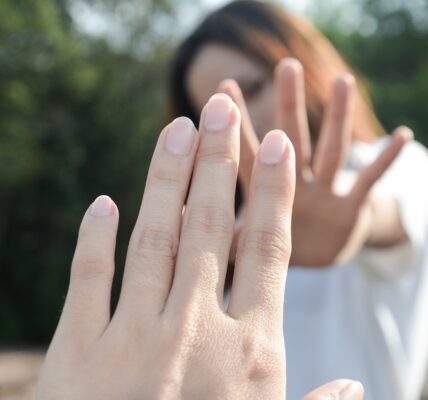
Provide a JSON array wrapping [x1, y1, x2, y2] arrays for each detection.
[[0, 0, 172, 344], [0, 0, 427, 345], [319, 5, 428, 145]]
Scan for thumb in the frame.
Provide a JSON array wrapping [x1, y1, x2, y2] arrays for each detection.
[[351, 126, 412, 205], [303, 379, 364, 400]]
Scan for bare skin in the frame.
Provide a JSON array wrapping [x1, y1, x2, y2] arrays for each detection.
[[188, 45, 411, 267], [35, 94, 364, 399]]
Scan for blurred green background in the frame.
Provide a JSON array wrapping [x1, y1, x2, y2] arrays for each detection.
[[1, 0, 427, 346]]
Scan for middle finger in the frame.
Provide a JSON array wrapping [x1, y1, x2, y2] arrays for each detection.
[[275, 58, 312, 172], [166, 94, 241, 312]]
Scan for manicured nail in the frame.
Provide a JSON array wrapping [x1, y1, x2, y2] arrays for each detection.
[[339, 381, 364, 400], [165, 117, 195, 156], [90, 195, 113, 217], [204, 93, 232, 132], [260, 130, 287, 165]]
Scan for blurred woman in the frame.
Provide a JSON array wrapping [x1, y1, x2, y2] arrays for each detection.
[[168, 1, 428, 399]]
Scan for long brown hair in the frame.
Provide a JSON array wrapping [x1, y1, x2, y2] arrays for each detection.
[[168, 0, 385, 142]]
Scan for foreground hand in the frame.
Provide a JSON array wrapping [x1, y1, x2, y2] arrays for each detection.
[[221, 58, 411, 267], [36, 94, 296, 399]]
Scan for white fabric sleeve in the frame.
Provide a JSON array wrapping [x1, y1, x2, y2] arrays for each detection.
[[351, 138, 428, 279]]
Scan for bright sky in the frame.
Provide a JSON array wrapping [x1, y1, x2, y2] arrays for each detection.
[[202, 0, 311, 14], [69, 0, 314, 47]]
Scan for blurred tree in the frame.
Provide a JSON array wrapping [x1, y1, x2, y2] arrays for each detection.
[[0, 0, 427, 346], [310, 0, 428, 144], [0, 0, 185, 344]]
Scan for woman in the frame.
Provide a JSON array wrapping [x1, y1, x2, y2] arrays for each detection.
[[168, 1, 428, 399]]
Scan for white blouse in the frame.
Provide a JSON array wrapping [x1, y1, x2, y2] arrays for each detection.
[[285, 138, 428, 400]]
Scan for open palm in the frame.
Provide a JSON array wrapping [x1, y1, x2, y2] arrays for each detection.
[[221, 58, 410, 267]]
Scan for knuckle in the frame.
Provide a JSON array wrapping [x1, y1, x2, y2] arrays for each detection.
[[71, 247, 112, 284], [197, 142, 238, 168], [150, 163, 184, 191], [252, 176, 288, 196], [186, 202, 234, 236], [240, 227, 291, 263], [241, 331, 284, 382], [132, 223, 178, 263], [167, 302, 212, 353]]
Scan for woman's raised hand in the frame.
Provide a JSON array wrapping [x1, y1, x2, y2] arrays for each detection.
[[221, 58, 411, 267], [36, 94, 296, 399]]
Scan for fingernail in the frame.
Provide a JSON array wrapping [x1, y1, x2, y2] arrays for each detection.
[[260, 130, 287, 165], [90, 195, 113, 217], [165, 117, 195, 155], [339, 381, 364, 400], [204, 93, 232, 132]]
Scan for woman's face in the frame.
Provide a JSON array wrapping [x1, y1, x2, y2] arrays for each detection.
[[187, 44, 275, 140]]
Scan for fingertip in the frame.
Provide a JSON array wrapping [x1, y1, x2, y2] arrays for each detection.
[[338, 73, 356, 88], [336, 74, 355, 93], [276, 57, 303, 77], [218, 79, 240, 95], [340, 380, 365, 399], [89, 195, 118, 218], [304, 379, 364, 400], [201, 93, 241, 132], [219, 92, 242, 123], [394, 126, 414, 142], [275, 58, 304, 107], [165, 117, 197, 156], [208, 92, 240, 117], [218, 80, 246, 111], [259, 130, 287, 165], [332, 74, 356, 105], [208, 92, 233, 104], [258, 130, 296, 190]]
